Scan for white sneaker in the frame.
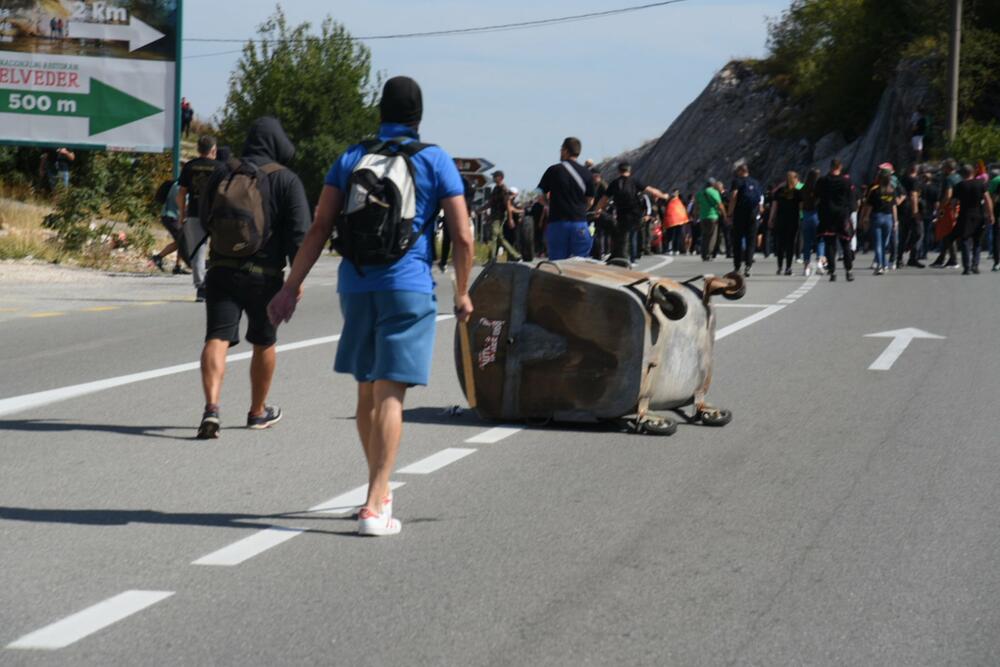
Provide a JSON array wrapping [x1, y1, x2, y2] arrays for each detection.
[[358, 506, 401, 536], [804, 265, 812, 277]]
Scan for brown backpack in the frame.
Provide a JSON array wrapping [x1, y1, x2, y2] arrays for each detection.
[[206, 159, 284, 258]]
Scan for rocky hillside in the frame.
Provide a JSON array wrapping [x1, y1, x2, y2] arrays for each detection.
[[603, 59, 934, 193]]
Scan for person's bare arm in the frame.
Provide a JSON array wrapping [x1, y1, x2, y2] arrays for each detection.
[[643, 185, 670, 201], [177, 186, 188, 222], [61, 148, 75, 162], [984, 191, 995, 223], [909, 189, 919, 217], [585, 196, 594, 210], [267, 185, 342, 325], [727, 191, 737, 219], [505, 197, 516, 228], [593, 194, 609, 215], [442, 194, 474, 322]]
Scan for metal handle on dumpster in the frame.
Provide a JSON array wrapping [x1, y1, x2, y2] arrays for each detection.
[[534, 260, 563, 275]]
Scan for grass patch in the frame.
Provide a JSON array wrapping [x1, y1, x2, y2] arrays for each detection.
[[0, 231, 65, 262]]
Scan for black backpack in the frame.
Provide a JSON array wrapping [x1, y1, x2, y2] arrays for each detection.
[[333, 138, 434, 272]]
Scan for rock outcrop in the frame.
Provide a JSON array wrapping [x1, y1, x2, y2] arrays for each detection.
[[602, 59, 934, 192]]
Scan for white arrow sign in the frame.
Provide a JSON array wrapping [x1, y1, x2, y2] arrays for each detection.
[[864, 328, 945, 371], [69, 17, 165, 52]]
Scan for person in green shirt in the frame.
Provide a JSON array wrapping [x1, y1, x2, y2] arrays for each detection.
[[696, 178, 726, 261]]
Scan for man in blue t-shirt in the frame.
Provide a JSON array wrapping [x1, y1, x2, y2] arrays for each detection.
[[267, 77, 474, 537]]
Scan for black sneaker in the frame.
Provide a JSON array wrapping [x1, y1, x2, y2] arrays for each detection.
[[149, 254, 165, 272], [744, 266, 751, 278], [992, 264, 999, 272], [195, 286, 206, 303], [846, 271, 854, 282], [173, 264, 191, 275], [907, 259, 926, 269], [247, 406, 282, 430], [945, 260, 959, 268], [971, 266, 980, 274], [197, 409, 221, 440], [829, 273, 837, 282]]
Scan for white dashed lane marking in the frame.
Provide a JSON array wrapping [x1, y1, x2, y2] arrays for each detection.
[[307, 481, 407, 516], [397, 447, 476, 475], [7, 590, 174, 650], [465, 426, 522, 444], [192, 527, 306, 567]]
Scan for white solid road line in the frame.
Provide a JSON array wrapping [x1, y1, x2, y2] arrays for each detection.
[[7, 590, 174, 650], [778, 298, 796, 304], [398, 447, 476, 475], [192, 527, 306, 567], [0, 315, 455, 419], [308, 481, 406, 516], [465, 426, 523, 444]]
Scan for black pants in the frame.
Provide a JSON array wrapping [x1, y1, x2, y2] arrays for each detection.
[[898, 213, 923, 262], [774, 223, 797, 270], [732, 213, 758, 271], [960, 224, 984, 271], [612, 216, 640, 261], [439, 222, 451, 268], [993, 223, 1000, 266], [823, 235, 854, 275]]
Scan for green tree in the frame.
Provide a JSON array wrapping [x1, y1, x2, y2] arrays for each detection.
[[763, 0, 1000, 140], [218, 6, 381, 203]]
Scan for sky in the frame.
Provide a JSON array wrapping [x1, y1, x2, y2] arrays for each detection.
[[182, 0, 791, 188]]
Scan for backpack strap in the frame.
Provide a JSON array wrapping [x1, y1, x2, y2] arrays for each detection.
[[259, 163, 285, 175]]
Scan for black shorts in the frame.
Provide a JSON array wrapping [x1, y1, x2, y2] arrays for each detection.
[[205, 267, 283, 347]]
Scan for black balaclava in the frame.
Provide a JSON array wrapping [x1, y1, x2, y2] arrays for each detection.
[[379, 76, 423, 125]]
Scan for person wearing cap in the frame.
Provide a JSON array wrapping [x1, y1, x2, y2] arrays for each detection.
[[536, 137, 595, 260], [486, 170, 522, 262], [268, 76, 475, 537]]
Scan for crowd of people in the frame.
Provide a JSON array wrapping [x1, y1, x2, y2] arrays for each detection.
[[466, 155, 1000, 279], [142, 74, 998, 538]]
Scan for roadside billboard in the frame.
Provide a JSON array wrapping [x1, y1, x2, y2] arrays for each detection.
[[0, 0, 179, 152]]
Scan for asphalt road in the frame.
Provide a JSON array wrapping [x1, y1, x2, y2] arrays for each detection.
[[2, 253, 999, 666]]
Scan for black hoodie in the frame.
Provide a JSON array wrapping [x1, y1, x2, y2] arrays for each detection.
[[206, 117, 311, 271]]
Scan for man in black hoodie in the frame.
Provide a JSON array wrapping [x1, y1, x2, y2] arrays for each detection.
[[195, 117, 311, 439]]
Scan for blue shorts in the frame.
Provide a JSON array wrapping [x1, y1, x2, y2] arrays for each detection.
[[546, 221, 592, 260], [335, 291, 438, 386]]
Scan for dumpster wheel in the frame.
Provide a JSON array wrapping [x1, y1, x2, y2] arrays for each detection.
[[697, 407, 733, 427]]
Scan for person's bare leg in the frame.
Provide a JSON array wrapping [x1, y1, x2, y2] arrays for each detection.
[[201, 339, 229, 407], [362, 380, 407, 515], [249, 343, 276, 416], [356, 382, 375, 463]]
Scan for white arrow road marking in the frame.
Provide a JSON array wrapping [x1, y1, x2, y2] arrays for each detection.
[[69, 17, 165, 52], [864, 328, 945, 371], [7, 591, 173, 650]]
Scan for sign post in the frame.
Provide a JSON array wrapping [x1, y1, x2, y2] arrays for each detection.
[[0, 0, 180, 154], [454, 157, 494, 190]]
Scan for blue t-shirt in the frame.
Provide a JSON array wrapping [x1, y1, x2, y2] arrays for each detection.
[[326, 123, 465, 293]]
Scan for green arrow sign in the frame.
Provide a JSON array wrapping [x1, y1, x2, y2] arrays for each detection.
[[0, 79, 162, 136]]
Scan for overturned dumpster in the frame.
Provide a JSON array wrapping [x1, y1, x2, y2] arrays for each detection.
[[454, 260, 745, 435]]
